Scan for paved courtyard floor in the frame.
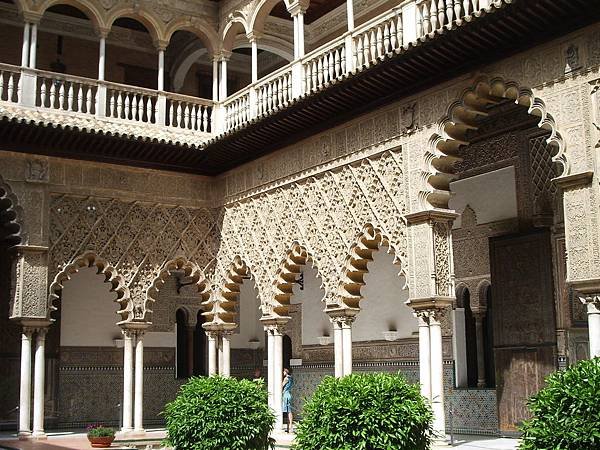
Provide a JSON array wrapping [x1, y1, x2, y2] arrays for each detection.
[[0, 430, 520, 449]]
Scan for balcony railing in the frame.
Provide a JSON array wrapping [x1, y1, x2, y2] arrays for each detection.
[[0, 0, 492, 141]]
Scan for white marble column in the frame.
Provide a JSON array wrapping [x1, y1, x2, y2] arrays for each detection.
[[474, 310, 487, 388], [157, 49, 165, 91], [296, 12, 305, 58], [121, 329, 134, 433], [32, 328, 47, 438], [133, 331, 144, 433], [21, 23, 30, 68], [292, 15, 299, 60], [584, 298, 600, 358], [346, 0, 355, 31], [98, 37, 106, 81], [212, 57, 219, 101], [217, 334, 224, 373], [417, 313, 431, 401], [207, 332, 217, 375], [219, 56, 230, 101], [29, 23, 37, 69], [332, 319, 343, 378], [18, 327, 33, 437], [341, 318, 353, 376], [266, 328, 275, 410], [429, 310, 446, 439], [272, 327, 283, 430], [220, 333, 231, 377], [251, 39, 258, 83]]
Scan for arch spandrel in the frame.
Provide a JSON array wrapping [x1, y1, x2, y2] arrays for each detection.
[[164, 17, 219, 56], [105, 6, 165, 44], [34, 0, 107, 34], [221, 13, 249, 53]]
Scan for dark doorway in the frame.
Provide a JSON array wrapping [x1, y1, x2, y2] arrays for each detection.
[[490, 230, 557, 435]]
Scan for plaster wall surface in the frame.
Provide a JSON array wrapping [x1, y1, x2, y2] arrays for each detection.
[[449, 167, 518, 229], [231, 278, 265, 348]]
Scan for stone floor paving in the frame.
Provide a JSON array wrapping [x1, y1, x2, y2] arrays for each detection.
[[0, 430, 520, 449]]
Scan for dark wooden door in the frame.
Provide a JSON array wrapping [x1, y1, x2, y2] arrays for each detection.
[[490, 231, 557, 434]]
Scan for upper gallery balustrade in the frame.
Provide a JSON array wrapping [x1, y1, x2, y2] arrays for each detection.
[[0, 0, 496, 146]]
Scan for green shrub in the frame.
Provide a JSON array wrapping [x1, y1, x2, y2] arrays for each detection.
[[293, 372, 433, 450], [520, 357, 600, 450], [163, 376, 275, 450], [86, 425, 115, 438]]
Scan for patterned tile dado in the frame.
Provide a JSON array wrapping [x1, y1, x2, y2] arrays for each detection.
[[57, 365, 183, 427], [291, 362, 497, 436]]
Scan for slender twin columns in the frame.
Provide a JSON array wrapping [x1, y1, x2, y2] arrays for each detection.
[[120, 327, 147, 435], [17, 321, 50, 440]]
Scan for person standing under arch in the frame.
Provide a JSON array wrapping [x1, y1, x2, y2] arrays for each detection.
[[282, 367, 294, 433]]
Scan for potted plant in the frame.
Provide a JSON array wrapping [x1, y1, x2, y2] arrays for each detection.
[[86, 424, 115, 448]]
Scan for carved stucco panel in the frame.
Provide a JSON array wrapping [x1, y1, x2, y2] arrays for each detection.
[[563, 186, 593, 281]]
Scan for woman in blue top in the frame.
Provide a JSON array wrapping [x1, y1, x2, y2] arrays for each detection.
[[282, 368, 294, 432]]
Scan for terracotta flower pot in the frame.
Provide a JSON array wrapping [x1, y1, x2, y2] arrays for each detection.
[[87, 436, 115, 448]]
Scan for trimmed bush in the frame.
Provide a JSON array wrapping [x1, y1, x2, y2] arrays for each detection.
[[293, 372, 433, 450], [520, 357, 600, 450], [163, 376, 275, 450]]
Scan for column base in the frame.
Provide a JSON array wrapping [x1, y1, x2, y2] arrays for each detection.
[[116, 428, 134, 439], [31, 431, 47, 440], [17, 431, 32, 440], [432, 434, 449, 447], [130, 429, 146, 438]]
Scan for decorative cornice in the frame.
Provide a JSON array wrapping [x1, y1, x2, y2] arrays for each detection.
[[554, 171, 594, 189], [404, 209, 459, 225]]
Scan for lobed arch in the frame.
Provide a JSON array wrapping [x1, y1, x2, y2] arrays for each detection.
[[423, 75, 569, 210], [34, 0, 106, 34], [106, 7, 164, 46], [164, 17, 219, 57], [221, 12, 250, 53], [337, 224, 408, 311], [272, 242, 323, 319], [48, 251, 130, 323], [205, 255, 253, 329], [0, 175, 26, 247], [145, 257, 210, 324], [250, 0, 292, 36]]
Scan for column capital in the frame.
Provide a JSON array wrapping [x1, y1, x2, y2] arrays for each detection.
[[246, 31, 263, 43], [96, 27, 110, 39], [262, 320, 287, 335], [154, 39, 169, 52], [22, 327, 35, 338], [22, 11, 42, 25], [328, 314, 356, 328], [406, 296, 453, 322], [287, 0, 310, 16], [215, 50, 232, 62]]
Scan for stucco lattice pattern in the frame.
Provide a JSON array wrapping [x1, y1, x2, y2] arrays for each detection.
[[215, 149, 409, 315], [48, 150, 408, 325], [49, 196, 219, 320]]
